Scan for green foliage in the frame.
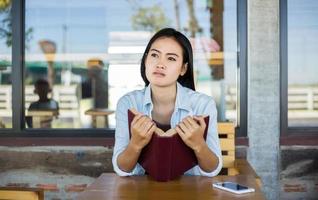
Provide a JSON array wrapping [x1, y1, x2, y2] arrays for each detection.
[[0, 0, 11, 10], [0, 0, 33, 48], [131, 5, 171, 32]]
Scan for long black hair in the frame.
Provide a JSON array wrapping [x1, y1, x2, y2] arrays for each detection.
[[140, 28, 195, 91]]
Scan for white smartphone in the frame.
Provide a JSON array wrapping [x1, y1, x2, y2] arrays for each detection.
[[212, 182, 255, 194]]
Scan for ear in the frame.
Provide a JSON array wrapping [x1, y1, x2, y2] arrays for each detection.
[[180, 63, 188, 76]]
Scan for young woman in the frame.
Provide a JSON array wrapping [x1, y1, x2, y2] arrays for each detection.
[[112, 28, 222, 177]]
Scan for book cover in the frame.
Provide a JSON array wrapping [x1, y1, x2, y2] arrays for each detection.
[[128, 109, 209, 182]]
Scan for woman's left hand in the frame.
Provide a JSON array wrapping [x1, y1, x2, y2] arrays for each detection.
[[175, 116, 207, 152]]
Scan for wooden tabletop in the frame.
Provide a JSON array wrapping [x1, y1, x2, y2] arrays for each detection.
[[84, 108, 115, 116], [27, 110, 58, 117], [76, 173, 265, 200]]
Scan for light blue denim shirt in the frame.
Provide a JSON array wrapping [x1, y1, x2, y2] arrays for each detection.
[[112, 82, 222, 177]]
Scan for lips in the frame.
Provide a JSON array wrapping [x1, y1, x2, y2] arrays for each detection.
[[153, 71, 165, 77]]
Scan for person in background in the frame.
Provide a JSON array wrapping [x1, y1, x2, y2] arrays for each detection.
[[82, 58, 108, 108], [26, 79, 59, 128]]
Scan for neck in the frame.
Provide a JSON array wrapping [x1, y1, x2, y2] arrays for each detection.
[[39, 96, 49, 102], [150, 84, 177, 106]]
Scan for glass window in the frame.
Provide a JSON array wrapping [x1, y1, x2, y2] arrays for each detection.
[[288, 0, 318, 127], [0, 0, 12, 128], [24, 0, 238, 129], [25, 0, 110, 129]]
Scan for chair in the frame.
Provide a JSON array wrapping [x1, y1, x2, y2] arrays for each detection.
[[0, 85, 11, 118], [217, 122, 262, 187], [0, 187, 44, 200], [217, 122, 238, 175]]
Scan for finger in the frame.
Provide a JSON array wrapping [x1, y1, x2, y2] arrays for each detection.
[[135, 116, 149, 129], [186, 117, 199, 128], [182, 117, 192, 129], [146, 123, 157, 136], [175, 126, 186, 139], [141, 117, 154, 129], [129, 108, 143, 115], [184, 117, 199, 130], [131, 114, 143, 126], [144, 120, 155, 133], [132, 116, 146, 133], [130, 108, 145, 125], [178, 122, 190, 134], [193, 116, 206, 128]]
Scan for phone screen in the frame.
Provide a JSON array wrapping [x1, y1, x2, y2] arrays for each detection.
[[221, 182, 248, 191]]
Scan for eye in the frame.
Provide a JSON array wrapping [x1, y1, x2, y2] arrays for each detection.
[[168, 57, 176, 61], [150, 53, 159, 58]]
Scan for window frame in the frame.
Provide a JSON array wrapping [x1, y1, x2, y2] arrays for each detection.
[[0, 0, 248, 144], [280, 0, 318, 145], [236, 0, 248, 138]]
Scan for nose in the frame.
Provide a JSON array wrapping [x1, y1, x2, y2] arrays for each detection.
[[156, 64, 165, 70], [156, 58, 166, 69]]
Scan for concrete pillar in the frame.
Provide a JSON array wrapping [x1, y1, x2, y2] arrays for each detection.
[[247, 0, 280, 200]]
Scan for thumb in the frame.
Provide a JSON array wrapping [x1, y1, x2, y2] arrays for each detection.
[[129, 108, 143, 116]]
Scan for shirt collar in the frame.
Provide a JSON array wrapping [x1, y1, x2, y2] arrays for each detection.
[[175, 82, 191, 111], [143, 84, 152, 107], [143, 82, 191, 111]]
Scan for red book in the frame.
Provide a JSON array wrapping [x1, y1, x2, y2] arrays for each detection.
[[128, 109, 209, 182]]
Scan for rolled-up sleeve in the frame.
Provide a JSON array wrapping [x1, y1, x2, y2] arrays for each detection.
[[196, 98, 223, 177], [112, 96, 145, 176]]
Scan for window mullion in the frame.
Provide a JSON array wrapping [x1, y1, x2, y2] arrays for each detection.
[[11, 0, 25, 131], [237, 0, 247, 137], [280, 0, 288, 136]]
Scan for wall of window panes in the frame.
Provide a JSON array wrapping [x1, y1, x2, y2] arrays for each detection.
[[288, 0, 318, 127], [0, 0, 12, 128], [24, 0, 238, 129]]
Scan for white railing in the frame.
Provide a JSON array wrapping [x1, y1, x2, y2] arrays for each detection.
[[287, 87, 318, 110], [0, 85, 80, 119], [1, 85, 318, 119], [225, 86, 318, 111]]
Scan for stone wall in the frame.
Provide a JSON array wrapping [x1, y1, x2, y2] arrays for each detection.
[[1, 146, 318, 199], [0, 146, 113, 200], [280, 146, 318, 200]]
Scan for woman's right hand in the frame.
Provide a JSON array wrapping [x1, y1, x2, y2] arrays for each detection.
[[130, 113, 156, 151]]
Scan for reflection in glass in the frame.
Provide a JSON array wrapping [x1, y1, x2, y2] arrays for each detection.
[[0, 0, 12, 128], [24, 0, 237, 129], [25, 0, 110, 128], [288, 0, 318, 127]]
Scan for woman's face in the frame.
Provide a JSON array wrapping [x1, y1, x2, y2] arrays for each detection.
[[145, 37, 187, 88]]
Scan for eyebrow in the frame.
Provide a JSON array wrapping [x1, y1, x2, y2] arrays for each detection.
[[149, 48, 179, 57]]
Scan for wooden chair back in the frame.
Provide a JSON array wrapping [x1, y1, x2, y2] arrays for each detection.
[[217, 122, 239, 175], [0, 187, 44, 200]]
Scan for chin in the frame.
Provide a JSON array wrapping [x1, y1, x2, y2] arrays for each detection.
[[150, 81, 175, 88], [147, 76, 176, 87]]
